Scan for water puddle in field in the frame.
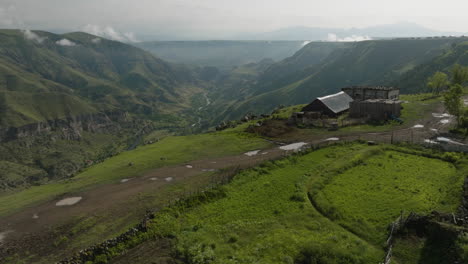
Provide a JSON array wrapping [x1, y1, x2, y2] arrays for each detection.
[[165, 177, 173, 182], [325, 137, 340, 141], [150, 177, 158, 181], [424, 139, 438, 144], [436, 137, 466, 145], [279, 142, 307, 151], [261, 152, 268, 155], [32, 213, 39, 219], [211, 161, 217, 164], [244, 150, 260, 156], [432, 113, 453, 118], [430, 128, 438, 132], [120, 178, 132, 183], [186, 165, 193, 169], [56, 197, 82, 206], [412, 124, 424, 128], [464, 99, 468, 106], [440, 119, 450, 124], [0, 230, 13, 244]]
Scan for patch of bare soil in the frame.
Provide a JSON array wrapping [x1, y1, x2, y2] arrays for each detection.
[[246, 119, 296, 137]]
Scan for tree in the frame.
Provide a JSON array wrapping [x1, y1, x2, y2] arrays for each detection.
[[451, 64, 468, 86], [427, 71, 449, 94], [444, 84, 463, 125]]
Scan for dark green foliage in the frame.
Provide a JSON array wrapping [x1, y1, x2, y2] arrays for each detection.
[[395, 41, 468, 93], [295, 242, 368, 264], [444, 84, 463, 124], [427, 71, 449, 94]]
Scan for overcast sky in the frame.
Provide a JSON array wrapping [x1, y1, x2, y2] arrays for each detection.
[[1, 0, 468, 40]]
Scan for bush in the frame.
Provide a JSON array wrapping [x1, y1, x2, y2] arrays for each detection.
[[295, 242, 366, 264]]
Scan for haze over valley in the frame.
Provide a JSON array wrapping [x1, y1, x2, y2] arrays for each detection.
[[1, 1, 468, 263]]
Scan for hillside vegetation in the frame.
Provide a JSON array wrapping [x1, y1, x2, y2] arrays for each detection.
[[76, 143, 467, 264], [0, 29, 206, 127], [0, 29, 215, 189], [212, 37, 465, 121]]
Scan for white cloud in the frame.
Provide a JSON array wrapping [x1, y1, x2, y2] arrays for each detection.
[[91, 37, 101, 44], [327, 33, 372, 42], [56, 38, 76, 46], [22, 29, 46, 43], [301, 40, 311, 46], [81, 24, 139, 43]]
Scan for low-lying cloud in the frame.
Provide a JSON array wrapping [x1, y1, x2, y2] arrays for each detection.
[[81, 24, 139, 43], [301, 40, 312, 46], [56, 38, 76, 46], [22, 29, 46, 43], [327, 33, 372, 42]]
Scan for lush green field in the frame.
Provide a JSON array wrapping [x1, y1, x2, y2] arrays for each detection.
[[314, 148, 463, 244], [147, 144, 384, 264], [0, 130, 270, 217], [119, 143, 465, 264]]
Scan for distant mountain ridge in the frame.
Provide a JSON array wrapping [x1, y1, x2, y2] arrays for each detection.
[[135, 40, 306, 69], [237, 22, 463, 41]]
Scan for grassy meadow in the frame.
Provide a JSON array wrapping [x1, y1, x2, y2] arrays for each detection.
[[109, 142, 466, 264], [0, 129, 270, 217]]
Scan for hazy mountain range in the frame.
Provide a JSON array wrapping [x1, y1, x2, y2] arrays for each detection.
[[136, 22, 464, 41]]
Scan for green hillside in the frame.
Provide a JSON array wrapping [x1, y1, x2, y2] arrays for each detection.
[[212, 37, 465, 121], [0, 29, 212, 189], [394, 41, 468, 93], [0, 29, 205, 128]]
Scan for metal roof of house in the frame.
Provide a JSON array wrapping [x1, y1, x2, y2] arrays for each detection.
[[316, 91, 354, 114]]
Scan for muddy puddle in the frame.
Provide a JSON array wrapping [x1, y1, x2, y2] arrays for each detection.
[[56, 197, 82, 206], [244, 150, 260, 156], [279, 142, 307, 151], [432, 113, 453, 118], [0, 230, 13, 244], [120, 178, 132, 183]]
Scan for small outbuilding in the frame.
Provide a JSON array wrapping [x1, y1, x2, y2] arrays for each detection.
[[349, 99, 402, 120], [301, 91, 354, 117]]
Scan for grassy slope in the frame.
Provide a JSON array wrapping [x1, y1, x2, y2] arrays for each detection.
[[0, 29, 205, 128], [315, 149, 462, 243], [220, 38, 459, 120], [0, 129, 270, 217], [128, 143, 466, 264], [395, 41, 468, 93], [149, 144, 383, 264]]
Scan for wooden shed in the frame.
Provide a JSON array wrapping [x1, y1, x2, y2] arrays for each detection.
[[349, 99, 402, 120], [301, 91, 354, 117]]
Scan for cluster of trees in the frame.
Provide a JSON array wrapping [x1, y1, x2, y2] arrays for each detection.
[[427, 65, 468, 130]]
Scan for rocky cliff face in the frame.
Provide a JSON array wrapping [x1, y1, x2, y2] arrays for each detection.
[[0, 111, 155, 190], [0, 111, 131, 142]]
